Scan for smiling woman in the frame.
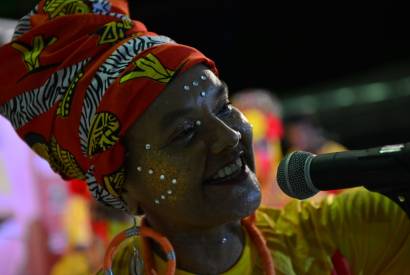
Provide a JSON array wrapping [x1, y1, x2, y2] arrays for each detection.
[[123, 65, 260, 227], [121, 64, 265, 274], [0, 1, 409, 275]]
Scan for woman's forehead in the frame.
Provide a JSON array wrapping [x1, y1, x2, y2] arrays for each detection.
[[126, 64, 221, 139], [170, 64, 219, 91], [154, 65, 219, 108]]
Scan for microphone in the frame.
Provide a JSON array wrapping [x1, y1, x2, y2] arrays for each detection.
[[276, 143, 410, 200]]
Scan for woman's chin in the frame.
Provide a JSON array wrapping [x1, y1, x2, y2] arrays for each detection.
[[234, 186, 262, 218], [206, 180, 262, 225]]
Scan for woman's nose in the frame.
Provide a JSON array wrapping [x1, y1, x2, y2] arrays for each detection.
[[210, 119, 242, 154]]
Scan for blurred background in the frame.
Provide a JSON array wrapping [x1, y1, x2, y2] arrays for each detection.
[[1, 0, 410, 274]]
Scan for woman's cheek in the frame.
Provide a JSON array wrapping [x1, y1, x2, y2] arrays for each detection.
[[135, 149, 193, 206]]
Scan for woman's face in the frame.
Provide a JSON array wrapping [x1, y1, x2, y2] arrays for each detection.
[[123, 64, 261, 231]]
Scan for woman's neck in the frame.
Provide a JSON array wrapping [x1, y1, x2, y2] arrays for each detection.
[[149, 220, 245, 274]]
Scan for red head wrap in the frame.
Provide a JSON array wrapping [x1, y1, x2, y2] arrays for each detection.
[[0, 0, 217, 210]]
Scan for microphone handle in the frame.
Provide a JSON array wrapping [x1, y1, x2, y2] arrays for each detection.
[[309, 142, 410, 219], [310, 143, 410, 190]]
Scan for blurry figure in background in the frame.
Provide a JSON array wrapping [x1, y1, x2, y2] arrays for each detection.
[[50, 179, 94, 275], [0, 211, 25, 275], [284, 113, 346, 155], [232, 89, 291, 207], [284, 112, 347, 195], [0, 152, 22, 275], [51, 180, 131, 275]]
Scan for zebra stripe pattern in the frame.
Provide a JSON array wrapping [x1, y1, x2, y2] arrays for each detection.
[[12, 1, 128, 41], [12, 5, 38, 40], [0, 59, 90, 130], [79, 35, 174, 155], [89, 0, 111, 13], [94, 11, 130, 21], [89, 0, 130, 21], [86, 165, 127, 210], [70, 0, 131, 21]]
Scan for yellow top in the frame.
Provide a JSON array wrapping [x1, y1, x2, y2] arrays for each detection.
[[101, 188, 410, 274], [154, 226, 258, 275], [63, 195, 92, 248]]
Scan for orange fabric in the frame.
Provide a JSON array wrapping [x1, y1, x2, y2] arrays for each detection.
[[0, 0, 217, 210], [242, 215, 276, 275]]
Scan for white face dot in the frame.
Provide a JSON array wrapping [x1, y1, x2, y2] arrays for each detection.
[[160, 175, 165, 180], [172, 179, 177, 184], [161, 195, 166, 200], [184, 85, 190, 91], [137, 166, 142, 172], [201, 75, 207, 80], [145, 144, 151, 150], [167, 190, 173, 195], [155, 199, 160, 204], [192, 80, 199, 86], [148, 169, 154, 175]]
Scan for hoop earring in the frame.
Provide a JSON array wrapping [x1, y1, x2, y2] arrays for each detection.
[[129, 217, 144, 275], [103, 216, 176, 275]]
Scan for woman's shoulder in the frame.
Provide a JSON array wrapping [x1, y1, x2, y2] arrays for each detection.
[[256, 187, 405, 229], [254, 188, 410, 274]]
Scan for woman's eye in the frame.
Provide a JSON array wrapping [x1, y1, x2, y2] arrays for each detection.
[[175, 124, 196, 141]]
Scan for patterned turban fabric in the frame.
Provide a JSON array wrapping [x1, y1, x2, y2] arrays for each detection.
[[0, 0, 217, 211]]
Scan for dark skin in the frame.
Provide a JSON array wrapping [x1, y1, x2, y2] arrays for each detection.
[[122, 64, 261, 274]]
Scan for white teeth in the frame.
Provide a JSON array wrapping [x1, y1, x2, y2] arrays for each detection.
[[212, 157, 243, 180], [236, 158, 242, 166], [224, 166, 232, 175], [229, 164, 237, 175]]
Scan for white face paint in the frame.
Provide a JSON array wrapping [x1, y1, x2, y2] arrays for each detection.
[[138, 163, 179, 205], [123, 64, 260, 229], [183, 74, 209, 96], [145, 75, 211, 206], [138, 142, 181, 206]]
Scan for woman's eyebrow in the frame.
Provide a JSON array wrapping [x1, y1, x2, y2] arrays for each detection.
[[160, 82, 228, 129]]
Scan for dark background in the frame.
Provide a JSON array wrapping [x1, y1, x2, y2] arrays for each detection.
[[2, 0, 410, 149]]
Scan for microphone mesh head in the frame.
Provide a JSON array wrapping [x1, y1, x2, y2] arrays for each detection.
[[277, 151, 318, 199]]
